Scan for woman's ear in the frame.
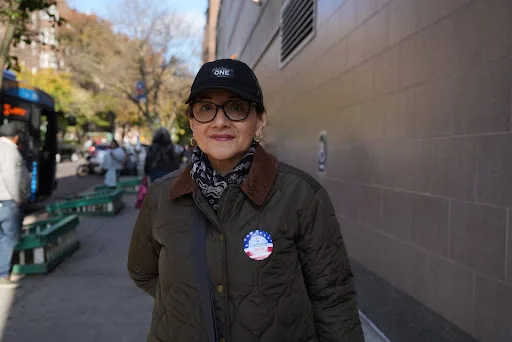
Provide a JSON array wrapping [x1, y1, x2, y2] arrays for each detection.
[[256, 111, 267, 137], [187, 108, 195, 133]]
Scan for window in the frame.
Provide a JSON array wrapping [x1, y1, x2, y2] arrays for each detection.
[[39, 115, 48, 153], [39, 27, 57, 46], [31, 41, 37, 56], [50, 28, 57, 46], [49, 52, 58, 69], [39, 52, 57, 69], [39, 6, 58, 21], [280, 0, 316, 67], [40, 10, 50, 21], [39, 52, 51, 68], [48, 5, 59, 21]]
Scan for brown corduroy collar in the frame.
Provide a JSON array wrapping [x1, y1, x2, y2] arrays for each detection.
[[168, 145, 278, 206]]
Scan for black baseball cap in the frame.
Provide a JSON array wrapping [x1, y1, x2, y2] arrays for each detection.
[[186, 59, 264, 108], [0, 122, 23, 137]]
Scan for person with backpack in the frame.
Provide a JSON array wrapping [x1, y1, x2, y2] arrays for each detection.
[[144, 128, 180, 182]]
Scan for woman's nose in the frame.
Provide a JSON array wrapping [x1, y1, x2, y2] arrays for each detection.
[[212, 107, 230, 127]]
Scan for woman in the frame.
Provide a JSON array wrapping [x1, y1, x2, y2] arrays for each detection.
[[103, 139, 125, 188], [144, 127, 180, 182], [128, 59, 364, 342]]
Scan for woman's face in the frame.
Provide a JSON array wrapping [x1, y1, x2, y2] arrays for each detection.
[[188, 89, 266, 167]]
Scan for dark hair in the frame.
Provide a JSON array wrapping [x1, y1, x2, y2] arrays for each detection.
[[0, 122, 23, 138], [152, 127, 172, 145], [111, 139, 119, 148], [254, 104, 266, 114]]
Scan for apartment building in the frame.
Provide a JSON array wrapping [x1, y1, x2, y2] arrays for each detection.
[[1, 0, 71, 73], [202, 0, 221, 63], [207, 1, 512, 341]]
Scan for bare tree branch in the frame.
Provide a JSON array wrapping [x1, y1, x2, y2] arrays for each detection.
[[60, 0, 194, 128]]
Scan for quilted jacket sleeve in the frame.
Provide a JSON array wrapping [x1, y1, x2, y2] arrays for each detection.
[[297, 188, 364, 342], [127, 192, 160, 298]]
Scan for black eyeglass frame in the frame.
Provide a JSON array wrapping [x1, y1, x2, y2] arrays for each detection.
[[189, 99, 255, 123]]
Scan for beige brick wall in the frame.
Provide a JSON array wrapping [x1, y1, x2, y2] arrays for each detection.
[[216, 1, 512, 340]]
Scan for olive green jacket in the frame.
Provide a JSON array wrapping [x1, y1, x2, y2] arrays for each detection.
[[128, 145, 364, 342]]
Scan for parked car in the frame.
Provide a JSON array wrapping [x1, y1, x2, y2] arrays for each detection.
[[56, 143, 80, 163]]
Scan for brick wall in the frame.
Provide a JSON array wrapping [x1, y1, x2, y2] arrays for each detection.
[[216, 1, 512, 341]]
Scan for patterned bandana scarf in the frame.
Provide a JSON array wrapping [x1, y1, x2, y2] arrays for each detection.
[[190, 141, 258, 211]]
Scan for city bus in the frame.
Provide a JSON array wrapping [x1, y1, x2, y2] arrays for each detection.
[[0, 70, 72, 202]]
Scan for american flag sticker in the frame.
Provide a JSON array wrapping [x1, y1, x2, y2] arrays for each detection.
[[243, 230, 274, 261]]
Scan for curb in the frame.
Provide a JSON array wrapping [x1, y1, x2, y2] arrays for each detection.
[[359, 310, 391, 342]]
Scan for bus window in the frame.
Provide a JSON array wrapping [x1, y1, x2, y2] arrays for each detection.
[[39, 115, 48, 153], [37, 109, 57, 196], [31, 104, 41, 133]]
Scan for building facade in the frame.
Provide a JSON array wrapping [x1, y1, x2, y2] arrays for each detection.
[[209, 1, 512, 341], [1, 0, 70, 73], [203, 0, 221, 63]]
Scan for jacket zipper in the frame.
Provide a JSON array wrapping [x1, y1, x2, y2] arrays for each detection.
[[193, 190, 231, 341], [217, 186, 234, 341]]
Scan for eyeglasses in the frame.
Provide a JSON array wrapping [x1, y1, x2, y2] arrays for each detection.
[[190, 100, 253, 123]]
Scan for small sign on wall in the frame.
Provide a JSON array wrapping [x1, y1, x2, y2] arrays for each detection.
[[318, 130, 327, 173]]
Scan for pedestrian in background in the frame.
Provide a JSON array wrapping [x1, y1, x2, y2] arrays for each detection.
[[103, 139, 125, 188], [128, 59, 364, 342], [181, 143, 192, 166], [143, 127, 180, 183], [0, 122, 30, 288]]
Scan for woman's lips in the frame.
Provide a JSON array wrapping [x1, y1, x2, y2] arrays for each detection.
[[210, 134, 234, 142]]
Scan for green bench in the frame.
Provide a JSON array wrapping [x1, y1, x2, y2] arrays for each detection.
[[46, 189, 124, 217], [12, 215, 80, 275], [94, 177, 142, 195]]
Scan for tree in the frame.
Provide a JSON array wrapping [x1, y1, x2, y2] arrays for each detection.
[[60, 1, 194, 127], [106, 0, 194, 123], [17, 68, 73, 112], [0, 0, 63, 87]]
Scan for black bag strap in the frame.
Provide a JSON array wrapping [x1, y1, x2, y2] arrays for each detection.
[[191, 210, 218, 342]]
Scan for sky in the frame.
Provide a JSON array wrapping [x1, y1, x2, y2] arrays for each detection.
[[67, 0, 207, 72], [68, 0, 207, 20]]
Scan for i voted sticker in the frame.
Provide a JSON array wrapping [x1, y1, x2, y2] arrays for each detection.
[[244, 230, 273, 261]]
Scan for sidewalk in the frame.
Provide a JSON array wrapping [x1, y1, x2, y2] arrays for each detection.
[[0, 195, 153, 342], [0, 195, 388, 342]]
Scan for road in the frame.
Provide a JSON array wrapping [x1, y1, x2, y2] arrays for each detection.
[[25, 160, 105, 214], [50, 160, 105, 201]]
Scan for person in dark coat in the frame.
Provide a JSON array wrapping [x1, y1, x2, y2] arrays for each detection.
[[128, 59, 364, 342], [144, 128, 180, 182]]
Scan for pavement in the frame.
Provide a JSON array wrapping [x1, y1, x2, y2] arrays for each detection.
[[0, 195, 153, 342], [0, 192, 389, 342]]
